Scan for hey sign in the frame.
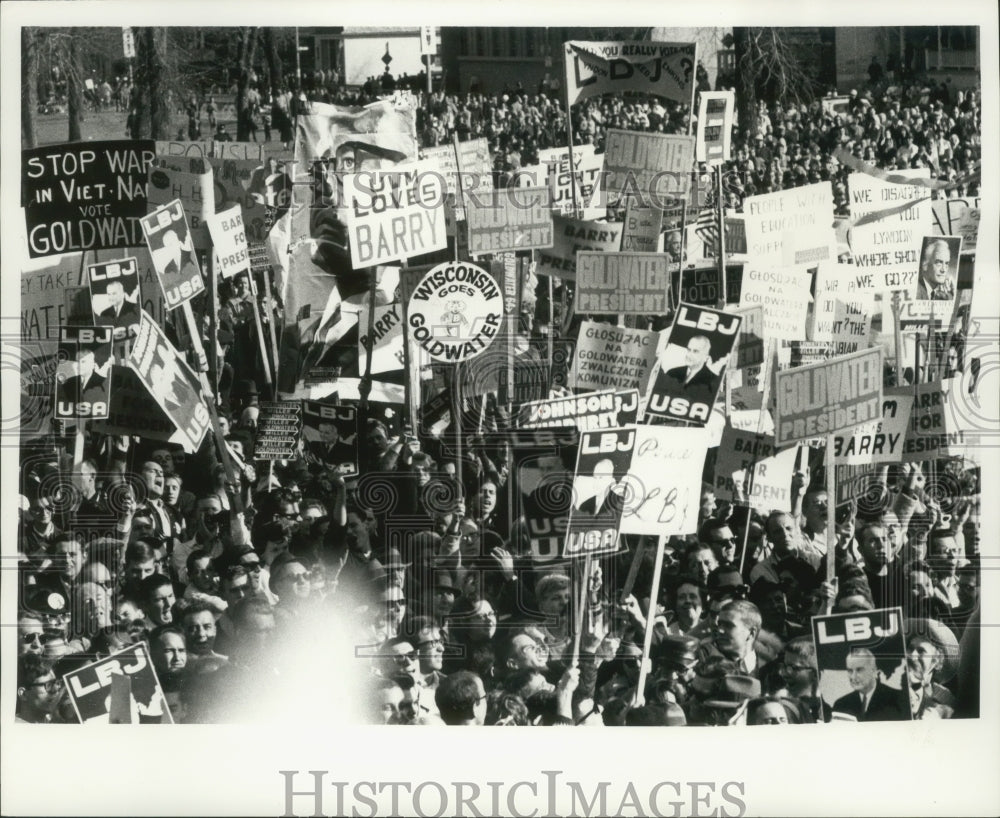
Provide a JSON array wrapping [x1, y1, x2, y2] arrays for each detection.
[[696, 90, 735, 165], [603, 130, 694, 208], [466, 187, 553, 255], [407, 261, 504, 363], [774, 347, 883, 447], [575, 252, 671, 315], [88, 256, 141, 341], [22, 140, 155, 258], [565, 427, 635, 558], [54, 326, 113, 420], [63, 643, 173, 724], [206, 206, 251, 279], [537, 144, 605, 218], [518, 388, 639, 432], [140, 199, 205, 311]]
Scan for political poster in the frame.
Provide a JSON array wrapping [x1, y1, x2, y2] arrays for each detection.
[[739, 265, 812, 342], [302, 401, 358, 475], [253, 401, 303, 461], [564, 427, 635, 558], [821, 96, 851, 116], [774, 347, 883, 447], [92, 364, 184, 444], [568, 321, 659, 393], [206, 206, 251, 279], [743, 183, 838, 268], [156, 140, 213, 159], [53, 326, 113, 421], [146, 162, 215, 250], [848, 169, 932, 277], [812, 608, 912, 723], [218, 155, 292, 241], [696, 90, 735, 165], [535, 215, 623, 280], [406, 261, 504, 363], [343, 160, 446, 268], [420, 139, 493, 212], [575, 252, 670, 315], [537, 144, 605, 218], [895, 379, 965, 462], [621, 198, 663, 252], [644, 304, 741, 425], [731, 305, 764, 370], [932, 196, 979, 253], [899, 235, 961, 329], [22, 140, 155, 258], [811, 263, 875, 354], [213, 141, 266, 162], [129, 311, 210, 453], [358, 301, 404, 375], [517, 388, 639, 432], [564, 40, 697, 105], [671, 262, 744, 307], [87, 256, 142, 340], [603, 130, 694, 208], [619, 424, 707, 535], [140, 199, 205, 311], [713, 428, 798, 511], [833, 393, 913, 465], [62, 643, 173, 724], [466, 187, 553, 255]]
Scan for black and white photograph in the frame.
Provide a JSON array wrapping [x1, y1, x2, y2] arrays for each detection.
[[87, 256, 142, 339]]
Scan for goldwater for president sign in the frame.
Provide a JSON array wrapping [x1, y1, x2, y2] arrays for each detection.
[[407, 261, 504, 363], [774, 347, 883, 447]]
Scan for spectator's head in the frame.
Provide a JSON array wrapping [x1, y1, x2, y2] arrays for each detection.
[[713, 599, 761, 662], [149, 624, 187, 679], [18, 612, 45, 656], [140, 574, 176, 626], [435, 670, 487, 725], [16, 654, 61, 722], [182, 602, 218, 656]]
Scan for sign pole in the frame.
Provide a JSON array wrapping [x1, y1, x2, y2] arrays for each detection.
[[260, 265, 281, 386], [686, 44, 698, 137], [452, 133, 466, 264], [619, 535, 649, 600], [452, 360, 463, 488], [634, 533, 667, 707], [400, 260, 418, 435], [245, 270, 273, 389], [824, 433, 836, 613], [571, 550, 592, 668], [890, 291, 904, 385], [359, 268, 378, 415], [715, 164, 727, 310], [562, 50, 580, 219]]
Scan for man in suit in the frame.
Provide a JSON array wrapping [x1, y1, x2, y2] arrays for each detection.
[[98, 280, 140, 333], [307, 421, 355, 470], [654, 334, 719, 408], [57, 344, 108, 413], [916, 238, 956, 301], [574, 458, 626, 520], [832, 646, 909, 722]]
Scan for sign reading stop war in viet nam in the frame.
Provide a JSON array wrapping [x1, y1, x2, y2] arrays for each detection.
[[535, 215, 623, 280], [54, 326, 113, 421], [620, 425, 707, 536], [254, 401, 303, 462], [87, 256, 142, 341], [407, 261, 504, 363], [774, 347, 883, 448], [22, 140, 155, 258], [569, 321, 659, 393], [129, 311, 210, 453], [141, 200, 205, 311], [63, 643, 173, 724], [466, 187, 553, 255], [565, 427, 635, 558], [714, 428, 798, 511], [743, 182, 837, 268], [146, 162, 215, 250], [206, 206, 250, 279], [848, 169, 931, 279], [518, 388, 639, 432], [603, 130, 694, 208], [576, 252, 670, 315], [564, 41, 697, 106], [739, 266, 812, 342], [833, 393, 913, 465], [621, 198, 663, 252], [537, 145, 605, 219], [344, 161, 446, 268]]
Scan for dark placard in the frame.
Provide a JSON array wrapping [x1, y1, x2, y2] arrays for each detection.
[[87, 257, 141, 341], [302, 402, 359, 476], [54, 326, 113, 420]]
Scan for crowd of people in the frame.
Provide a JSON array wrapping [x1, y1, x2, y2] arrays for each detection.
[[16, 61, 983, 727]]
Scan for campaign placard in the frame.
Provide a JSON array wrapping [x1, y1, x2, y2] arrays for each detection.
[[812, 608, 912, 723], [899, 235, 961, 329], [54, 326, 113, 420], [932, 196, 979, 252], [671, 263, 744, 307], [603, 130, 694, 208], [421, 138, 493, 214], [302, 402, 358, 475], [564, 427, 635, 558], [358, 301, 404, 375], [87, 256, 141, 340], [833, 393, 913, 465], [92, 364, 183, 444], [22, 140, 155, 258], [140, 199, 205, 311], [696, 90, 735, 165], [206, 206, 251, 279], [254, 401, 303, 461], [739, 265, 812, 342], [535, 215, 623, 280], [743, 183, 838, 268], [569, 321, 659, 393], [774, 347, 883, 447], [895, 379, 965, 462], [128, 311, 210, 453], [537, 144, 605, 218], [575, 252, 671, 315], [821, 96, 851, 116], [812, 264, 875, 354], [517, 388, 639, 432], [621, 198, 663, 252], [713, 428, 798, 511], [146, 162, 215, 250], [466, 187, 553, 255], [564, 40, 697, 105], [644, 304, 741, 425], [343, 160, 446, 268], [731, 306, 764, 370], [62, 643, 174, 724], [848, 169, 932, 277], [513, 428, 580, 564], [407, 261, 504, 363]]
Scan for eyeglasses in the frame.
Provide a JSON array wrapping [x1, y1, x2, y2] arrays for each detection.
[[28, 678, 62, 692], [22, 632, 43, 645], [393, 652, 417, 664], [385, 600, 406, 609], [782, 663, 814, 673], [418, 638, 443, 649], [289, 572, 311, 583], [277, 512, 301, 520]]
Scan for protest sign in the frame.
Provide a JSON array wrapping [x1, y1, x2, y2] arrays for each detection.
[[92, 364, 183, 444], [774, 347, 883, 447], [535, 215, 623, 280], [821, 96, 851, 116], [206, 206, 251, 279], [743, 183, 837, 267], [603, 130, 694, 208], [62, 643, 173, 724], [343, 160, 446, 268], [87, 256, 141, 340], [812, 608, 911, 723], [407, 261, 503, 363], [209, 156, 282, 244], [53, 326, 113, 420], [513, 428, 580, 563], [302, 402, 358, 475], [537, 144, 605, 218], [731, 306, 764, 370], [575, 252, 670, 315], [899, 235, 961, 329], [564, 427, 635, 558], [213, 141, 266, 162], [833, 393, 913, 465], [932, 196, 979, 252], [358, 301, 404, 375], [713, 427, 798, 511], [517, 388, 639, 432], [671, 262, 744, 307], [848, 169, 932, 277], [644, 304, 741, 425], [254, 401, 302, 461], [129, 311, 210, 452], [619, 425, 707, 535], [696, 90, 735, 165], [895, 379, 965, 462], [146, 162, 215, 250], [812, 263, 874, 354], [421, 138, 493, 218], [564, 41, 697, 105], [739, 265, 812, 341], [156, 140, 213, 159], [466, 187, 553, 255], [22, 140, 155, 258], [621, 198, 663, 252], [141, 200, 205, 311], [569, 321, 659, 393]]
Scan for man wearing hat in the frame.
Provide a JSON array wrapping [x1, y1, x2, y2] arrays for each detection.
[[696, 673, 761, 726], [905, 618, 959, 718]]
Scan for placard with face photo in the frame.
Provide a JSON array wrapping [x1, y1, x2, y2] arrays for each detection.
[[899, 235, 962, 331], [302, 402, 359, 476], [53, 325, 113, 420], [87, 256, 141, 340]]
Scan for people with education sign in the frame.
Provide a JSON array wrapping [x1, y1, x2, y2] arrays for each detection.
[[54, 326, 113, 420]]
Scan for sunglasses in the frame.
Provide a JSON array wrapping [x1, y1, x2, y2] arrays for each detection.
[[393, 652, 417, 664], [22, 632, 43, 645], [241, 561, 262, 572]]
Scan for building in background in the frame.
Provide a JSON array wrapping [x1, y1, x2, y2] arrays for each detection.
[[306, 26, 440, 89]]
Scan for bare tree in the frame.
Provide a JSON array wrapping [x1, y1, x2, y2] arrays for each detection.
[[67, 34, 84, 141], [235, 27, 259, 141], [22, 27, 38, 148], [133, 27, 172, 139], [262, 27, 283, 93]]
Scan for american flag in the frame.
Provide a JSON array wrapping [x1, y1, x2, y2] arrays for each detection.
[[695, 206, 720, 255]]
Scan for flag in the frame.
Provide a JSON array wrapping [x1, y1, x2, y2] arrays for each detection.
[[695, 206, 720, 255]]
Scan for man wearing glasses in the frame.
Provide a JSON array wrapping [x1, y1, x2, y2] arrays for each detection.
[[15, 654, 62, 723], [699, 518, 739, 568], [434, 670, 488, 726], [18, 613, 46, 657]]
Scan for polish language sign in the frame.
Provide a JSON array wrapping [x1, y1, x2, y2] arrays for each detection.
[[575, 252, 670, 315], [517, 388, 639, 432], [569, 322, 659, 393], [739, 266, 812, 341], [466, 187, 553, 255]]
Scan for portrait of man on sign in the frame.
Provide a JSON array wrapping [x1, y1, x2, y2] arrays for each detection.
[[54, 327, 113, 420], [88, 258, 142, 340], [915, 236, 961, 302]]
